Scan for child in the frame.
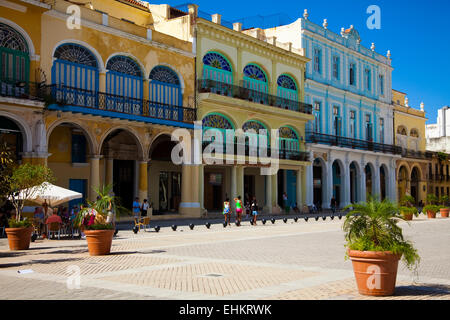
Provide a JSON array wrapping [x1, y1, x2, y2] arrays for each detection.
[[234, 195, 243, 225], [251, 196, 258, 225], [223, 198, 231, 226]]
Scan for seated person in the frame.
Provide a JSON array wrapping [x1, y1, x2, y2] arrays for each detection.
[[45, 212, 62, 225]]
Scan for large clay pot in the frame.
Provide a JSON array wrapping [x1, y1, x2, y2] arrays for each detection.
[[84, 229, 114, 256], [401, 212, 413, 221], [440, 208, 449, 218], [427, 211, 436, 219], [348, 250, 401, 296], [5, 227, 33, 251]]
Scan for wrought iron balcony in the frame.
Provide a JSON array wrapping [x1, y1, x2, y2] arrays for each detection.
[[306, 131, 402, 155], [0, 79, 46, 101], [201, 141, 310, 161], [45, 85, 196, 124], [197, 79, 313, 115], [401, 148, 434, 159]]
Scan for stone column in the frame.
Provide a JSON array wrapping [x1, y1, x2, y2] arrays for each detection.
[[237, 166, 245, 199], [99, 72, 106, 92], [342, 164, 351, 208], [199, 164, 204, 210], [264, 174, 272, 213], [231, 166, 237, 209], [389, 164, 397, 202], [359, 163, 367, 203], [296, 167, 303, 207], [305, 163, 313, 206], [89, 155, 101, 201], [138, 161, 148, 201], [324, 159, 333, 209], [373, 166, 381, 201], [271, 173, 278, 212]]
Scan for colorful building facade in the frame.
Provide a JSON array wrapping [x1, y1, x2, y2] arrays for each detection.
[[257, 10, 400, 209], [0, 0, 202, 218]]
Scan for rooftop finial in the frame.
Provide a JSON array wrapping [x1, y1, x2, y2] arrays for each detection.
[[303, 9, 309, 20], [371, 43, 375, 51], [323, 19, 328, 29], [420, 102, 425, 111], [387, 50, 391, 59], [341, 27, 345, 37], [405, 97, 409, 107]]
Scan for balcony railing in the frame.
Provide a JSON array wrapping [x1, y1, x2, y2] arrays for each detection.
[[197, 79, 313, 114], [47, 85, 196, 124], [201, 141, 310, 161], [306, 131, 402, 155], [401, 148, 433, 159], [0, 79, 47, 101]]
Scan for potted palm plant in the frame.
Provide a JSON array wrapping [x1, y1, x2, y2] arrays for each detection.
[[343, 198, 420, 296], [74, 185, 117, 256], [399, 195, 418, 221], [424, 194, 439, 219], [439, 195, 449, 218]]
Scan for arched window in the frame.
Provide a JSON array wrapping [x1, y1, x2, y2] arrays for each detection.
[[0, 23, 30, 96], [149, 66, 182, 106], [202, 113, 234, 148], [277, 74, 298, 110], [243, 64, 268, 104], [410, 128, 419, 138], [202, 52, 232, 84], [279, 126, 300, 158], [242, 120, 269, 155], [106, 56, 143, 115], [397, 126, 407, 136]]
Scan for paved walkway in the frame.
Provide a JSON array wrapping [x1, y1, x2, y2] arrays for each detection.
[[1, 216, 449, 300]]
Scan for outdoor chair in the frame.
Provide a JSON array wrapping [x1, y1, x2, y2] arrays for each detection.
[[135, 217, 151, 232], [47, 222, 61, 240]]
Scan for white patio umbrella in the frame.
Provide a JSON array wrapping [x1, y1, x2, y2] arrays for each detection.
[[12, 182, 83, 207]]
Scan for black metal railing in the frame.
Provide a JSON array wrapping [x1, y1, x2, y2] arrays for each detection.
[[401, 148, 434, 159], [47, 84, 196, 124], [306, 131, 402, 155], [197, 79, 313, 115], [201, 141, 310, 161]]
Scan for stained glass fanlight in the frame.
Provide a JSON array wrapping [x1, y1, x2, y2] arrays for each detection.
[[149, 66, 180, 84], [106, 56, 142, 77], [243, 64, 267, 82], [54, 43, 98, 67], [279, 127, 298, 139], [0, 23, 28, 52], [203, 52, 232, 72], [277, 75, 297, 90], [202, 114, 234, 130]]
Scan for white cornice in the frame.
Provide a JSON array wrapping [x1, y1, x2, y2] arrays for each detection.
[[20, 0, 50, 9], [197, 19, 310, 67], [44, 10, 195, 59], [302, 29, 393, 70]]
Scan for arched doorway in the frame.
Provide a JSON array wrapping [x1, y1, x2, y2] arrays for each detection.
[[365, 164, 374, 197], [350, 161, 360, 204], [47, 122, 93, 207], [313, 158, 326, 208], [411, 167, 420, 204], [149, 134, 181, 214], [101, 129, 141, 211], [0, 116, 23, 161], [332, 160, 344, 207], [380, 165, 387, 201]]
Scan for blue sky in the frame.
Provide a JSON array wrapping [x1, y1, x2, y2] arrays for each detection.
[[161, 0, 450, 124]]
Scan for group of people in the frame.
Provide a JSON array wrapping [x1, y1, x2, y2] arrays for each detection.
[[132, 197, 150, 219], [223, 195, 259, 226], [32, 201, 80, 238]]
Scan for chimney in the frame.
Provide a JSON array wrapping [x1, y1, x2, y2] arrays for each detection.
[[233, 22, 242, 32], [211, 14, 221, 25]]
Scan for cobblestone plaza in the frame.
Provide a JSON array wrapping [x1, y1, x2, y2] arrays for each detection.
[[1, 217, 449, 300]]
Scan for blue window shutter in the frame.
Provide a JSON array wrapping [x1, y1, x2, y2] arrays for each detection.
[[71, 134, 86, 163]]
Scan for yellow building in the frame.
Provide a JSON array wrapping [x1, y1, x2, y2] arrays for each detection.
[[393, 89, 430, 203], [154, 5, 314, 213], [0, 0, 201, 218]]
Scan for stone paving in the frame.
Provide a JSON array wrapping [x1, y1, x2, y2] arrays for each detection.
[[0, 216, 449, 300]]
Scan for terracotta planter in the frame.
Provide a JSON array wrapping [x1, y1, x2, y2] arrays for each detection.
[[440, 208, 449, 218], [401, 212, 413, 221], [427, 211, 436, 219], [348, 250, 401, 296], [84, 229, 114, 256], [5, 227, 33, 251]]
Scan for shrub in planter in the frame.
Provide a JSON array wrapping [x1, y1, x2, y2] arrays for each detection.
[[439, 195, 449, 218], [343, 198, 420, 296], [2, 160, 54, 250], [423, 205, 439, 219], [399, 195, 418, 221], [74, 185, 118, 256]]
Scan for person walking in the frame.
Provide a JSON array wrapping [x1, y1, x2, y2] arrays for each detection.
[[282, 192, 289, 214], [141, 199, 149, 217], [234, 195, 243, 225], [223, 198, 231, 226], [132, 197, 141, 221], [251, 196, 259, 225]]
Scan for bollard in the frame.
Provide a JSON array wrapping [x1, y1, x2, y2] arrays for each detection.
[[189, 223, 195, 230], [154, 226, 160, 232]]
